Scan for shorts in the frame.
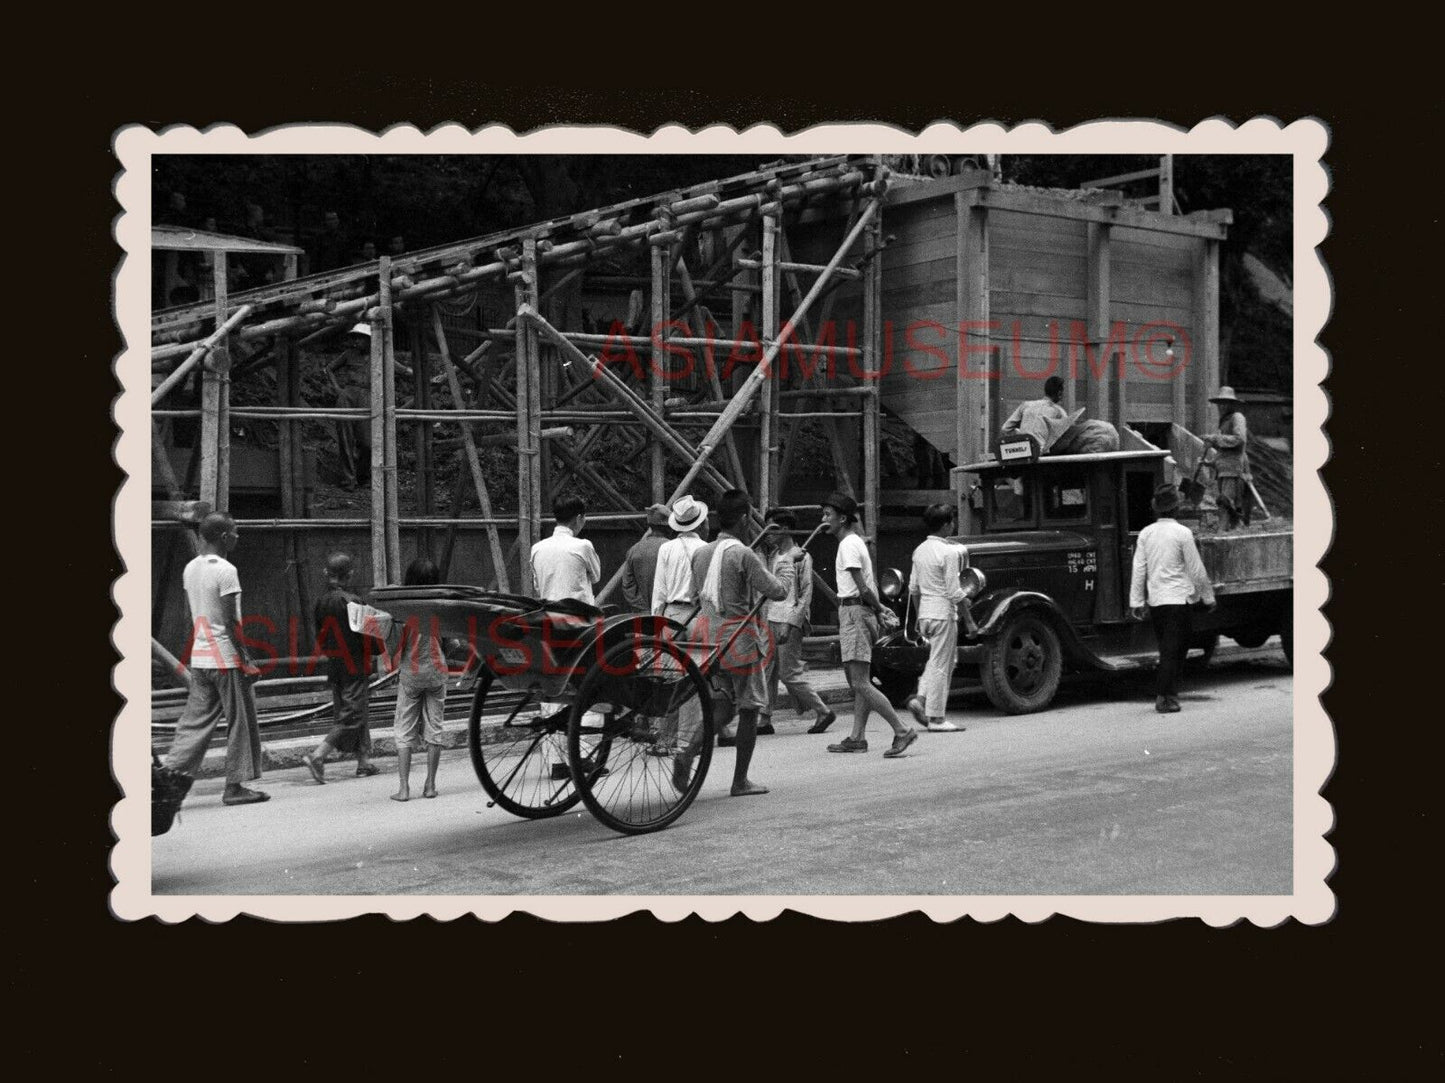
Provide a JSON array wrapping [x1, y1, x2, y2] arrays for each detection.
[[838, 604, 878, 664], [394, 680, 446, 750], [708, 618, 771, 714]]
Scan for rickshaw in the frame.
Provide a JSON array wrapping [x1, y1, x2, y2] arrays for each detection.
[[369, 586, 724, 835]]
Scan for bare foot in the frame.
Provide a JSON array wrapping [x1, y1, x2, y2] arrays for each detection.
[[390, 790, 410, 802], [730, 780, 769, 797], [422, 786, 438, 799]]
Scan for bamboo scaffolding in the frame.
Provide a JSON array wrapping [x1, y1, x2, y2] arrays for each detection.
[[520, 308, 734, 498], [153, 161, 877, 347], [664, 199, 880, 503], [431, 305, 511, 592], [151, 303, 255, 404], [777, 226, 861, 500], [411, 318, 434, 554]]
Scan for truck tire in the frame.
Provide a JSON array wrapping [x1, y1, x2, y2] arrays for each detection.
[[1281, 610, 1293, 666], [980, 612, 1063, 714], [1230, 630, 1269, 649]]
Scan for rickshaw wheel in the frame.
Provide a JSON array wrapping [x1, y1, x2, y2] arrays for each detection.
[[567, 636, 714, 835], [468, 666, 586, 819]]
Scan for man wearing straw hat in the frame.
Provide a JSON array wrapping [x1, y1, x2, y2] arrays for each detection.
[[650, 496, 709, 625], [1203, 385, 1252, 530], [1130, 484, 1216, 714]]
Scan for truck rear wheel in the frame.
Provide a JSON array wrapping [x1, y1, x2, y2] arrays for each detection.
[[981, 612, 1063, 714]]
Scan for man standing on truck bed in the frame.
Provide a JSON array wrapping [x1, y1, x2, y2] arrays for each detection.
[[1130, 485, 1217, 714], [1204, 385, 1252, 530]]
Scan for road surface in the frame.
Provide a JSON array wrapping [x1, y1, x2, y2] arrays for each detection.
[[152, 652, 1293, 895]]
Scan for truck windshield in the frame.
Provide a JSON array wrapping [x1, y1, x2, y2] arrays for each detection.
[[987, 474, 1034, 528], [1042, 470, 1089, 521]]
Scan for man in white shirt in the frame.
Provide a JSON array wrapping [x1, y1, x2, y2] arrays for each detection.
[[159, 512, 268, 810], [650, 495, 709, 624], [904, 503, 968, 733], [530, 495, 601, 604], [1130, 484, 1217, 714], [820, 492, 919, 758]]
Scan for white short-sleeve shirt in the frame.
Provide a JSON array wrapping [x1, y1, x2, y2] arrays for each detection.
[[834, 532, 875, 599]]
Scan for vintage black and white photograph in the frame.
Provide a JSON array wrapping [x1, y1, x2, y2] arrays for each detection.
[[114, 123, 1331, 920]]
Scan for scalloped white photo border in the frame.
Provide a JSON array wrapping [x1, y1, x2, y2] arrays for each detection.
[[111, 119, 1332, 924]]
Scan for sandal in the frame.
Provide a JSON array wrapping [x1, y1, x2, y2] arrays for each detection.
[[355, 763, 381, 778], [302, 753, 325, 785]]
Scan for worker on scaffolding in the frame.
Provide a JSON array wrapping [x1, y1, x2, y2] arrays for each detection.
[[328, 323, 373, 490], [1204, 386, 1252, 530]]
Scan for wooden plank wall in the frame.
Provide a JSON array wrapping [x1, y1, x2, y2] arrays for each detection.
[[988, 208, 1088, 424], [1107, 225, 1201, 423], [872, 196, 958, 453]]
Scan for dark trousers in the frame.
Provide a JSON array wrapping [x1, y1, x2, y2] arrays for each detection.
[[324, 676, 372, 754], [1149, 604, 1193, 698]]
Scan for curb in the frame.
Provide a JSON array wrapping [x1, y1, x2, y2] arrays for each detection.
[[186, 675, 859, 780]]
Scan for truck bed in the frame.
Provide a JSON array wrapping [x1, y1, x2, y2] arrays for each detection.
[[1196, 525, 1293, 595]]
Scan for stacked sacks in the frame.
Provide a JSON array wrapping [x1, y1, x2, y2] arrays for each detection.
[[1052, 419, 1120, 455]]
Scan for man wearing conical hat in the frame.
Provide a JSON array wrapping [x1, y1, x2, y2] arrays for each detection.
[[1203, 386, 1252, 530]]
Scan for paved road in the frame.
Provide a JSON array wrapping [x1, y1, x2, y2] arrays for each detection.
[[152, 652, 1293, 896]]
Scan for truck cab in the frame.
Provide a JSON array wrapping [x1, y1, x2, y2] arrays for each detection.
[[871, 450, 1292, 714]]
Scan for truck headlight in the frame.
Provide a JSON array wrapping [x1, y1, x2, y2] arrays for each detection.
[[960, 567, 986, 600], [879, 567, 904, 601]]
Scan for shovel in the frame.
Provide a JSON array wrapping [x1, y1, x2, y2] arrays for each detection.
[[1179, 450, 1214, 503]]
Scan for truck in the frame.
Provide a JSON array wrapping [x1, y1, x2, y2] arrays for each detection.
[[869, 448, 1293, 714]]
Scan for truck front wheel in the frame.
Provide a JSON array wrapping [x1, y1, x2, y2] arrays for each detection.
[[981, 612, 1063, 714]]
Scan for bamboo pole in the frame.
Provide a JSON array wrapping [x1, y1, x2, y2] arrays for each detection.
[[198, 258, 226, 510], [862, 213, 882, 558], [431, 305, 511, 592], [150, 303, 255, 405], [514, 240, 541, 593], [736, 258, 862, 279], [276, 338, 302, 629], [369, 301, 387, 585], [663, 198, 880, 504], [381, 257, 402, 583], [760, 213, 779, 512], [152, 637, 191, 689], [287, 340, 313, 641], [650, 242, 669, 503]]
